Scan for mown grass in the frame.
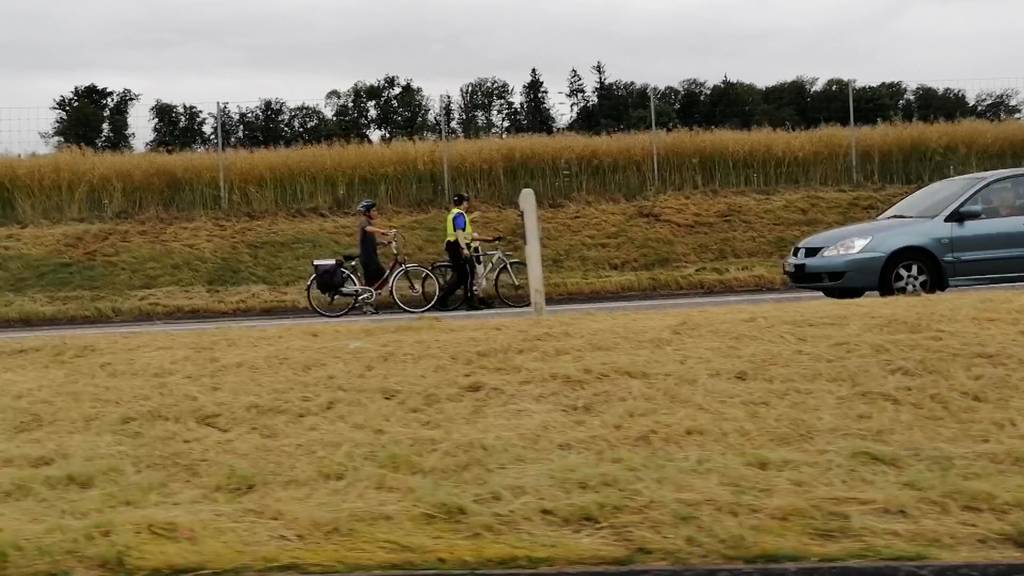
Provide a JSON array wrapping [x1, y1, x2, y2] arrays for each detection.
[[3, 292, 1024, 575], [0, 187, 908, 325], [0, 121, 1021, 223]]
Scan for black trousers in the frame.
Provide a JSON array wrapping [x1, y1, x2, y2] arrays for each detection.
[[439, 240, 476, 303], [360, 254, 386, 288]]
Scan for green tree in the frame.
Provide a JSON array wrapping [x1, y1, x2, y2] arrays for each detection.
[[705, 76, 765, 129], [568, 61, 621, 133], [457, 77, 517, 138], [518, 67, 556, 134], [177, 104, 209, 150], [809, 78, 852, 126], [905, 85, 972, 122], [590, 60, 614, 132], [391, 79, 433, 140], [207, 103, 241, 149], [148, 100, 181, 152], [671, 79, 710, 128], [237, 99, 290, 148], [762, 76, 817, 129], [854, 81, 907, 125], [432, 93, 458, 138], [46, 83, 140, 150], [286, 104, 333, 146], [326, 83, 373, 144], [148, 100, 209, 152], [102, 89, 140, 151], [972, 89, 1022, 121], [327, 76, 432, 143], [566, 67, 590, 120]]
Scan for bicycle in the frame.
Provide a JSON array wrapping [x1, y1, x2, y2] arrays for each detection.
[[306, 231, 440, 317], [429, 238, 530, 311]]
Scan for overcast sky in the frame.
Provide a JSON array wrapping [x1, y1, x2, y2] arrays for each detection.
[[3, 0, 1021, 108]]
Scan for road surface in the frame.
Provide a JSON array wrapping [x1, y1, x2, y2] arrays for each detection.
[[1, 284, 1020, 340]]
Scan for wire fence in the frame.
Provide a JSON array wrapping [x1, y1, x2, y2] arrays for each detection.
[[3, 77, 1022, 156]]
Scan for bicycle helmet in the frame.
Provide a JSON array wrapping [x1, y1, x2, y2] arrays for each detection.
[[357, 199, 377, 214], [452, 193, 470, 206]]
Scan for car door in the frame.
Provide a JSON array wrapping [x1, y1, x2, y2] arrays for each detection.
[[951, 175, 1024, 281]]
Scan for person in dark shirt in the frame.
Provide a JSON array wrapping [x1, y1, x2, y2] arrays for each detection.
[[355, 199, 394, 290]]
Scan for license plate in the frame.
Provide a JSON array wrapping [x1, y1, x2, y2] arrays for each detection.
[[783, 261, 795, 273]]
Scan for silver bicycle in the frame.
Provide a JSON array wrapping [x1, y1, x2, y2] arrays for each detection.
[[429, 239, 530, 311], [307, 232, 439, 317]]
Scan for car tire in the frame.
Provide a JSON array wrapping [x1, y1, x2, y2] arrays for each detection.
[[879, 250, 939, 296], [822, 289, 866, 300]]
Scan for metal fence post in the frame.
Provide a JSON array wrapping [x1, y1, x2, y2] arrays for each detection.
[[440, 94, 450, 200], [848, 80, 858, 185], [216, 101, 227, 210], [650, 88, 659, 190]]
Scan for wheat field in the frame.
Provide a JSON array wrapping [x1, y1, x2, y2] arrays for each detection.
[[2, 292, 1024, 575], [1, 121, 1022, 223]]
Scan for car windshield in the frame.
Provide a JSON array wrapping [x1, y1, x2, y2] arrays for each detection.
[[877, 177, 983, 219]]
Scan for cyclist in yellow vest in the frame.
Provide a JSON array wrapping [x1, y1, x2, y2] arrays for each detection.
[[437, 193, 500, 310]]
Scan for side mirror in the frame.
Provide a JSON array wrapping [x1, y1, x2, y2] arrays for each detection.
[[954, 205, 983, 222]]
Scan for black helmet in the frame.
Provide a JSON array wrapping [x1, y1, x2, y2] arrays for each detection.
[[452, 193, 469, 206], [357, 199, 377, 214]]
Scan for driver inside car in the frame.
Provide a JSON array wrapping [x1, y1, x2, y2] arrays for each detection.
[[985, 185, 1020, 218]]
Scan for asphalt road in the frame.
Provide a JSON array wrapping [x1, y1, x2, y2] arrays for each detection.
[[1, 283, 1021, 341]]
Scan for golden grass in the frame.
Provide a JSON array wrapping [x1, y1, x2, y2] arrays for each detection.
[[1, 121, 1022, 223], [3, 292, 1024, 575], [0, 187, 906, 324]]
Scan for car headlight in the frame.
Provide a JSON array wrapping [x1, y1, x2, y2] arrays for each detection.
[[821, 236, 872, 257]]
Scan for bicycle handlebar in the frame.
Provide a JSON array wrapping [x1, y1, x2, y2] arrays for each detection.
[[389, 230, 404, 254]]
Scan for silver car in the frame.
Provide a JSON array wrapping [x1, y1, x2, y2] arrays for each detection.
[[784, 168, 1024, 299]]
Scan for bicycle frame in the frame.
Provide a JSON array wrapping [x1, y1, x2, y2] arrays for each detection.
[[352, 232, 422, 302], [469, 245, 514, 291]]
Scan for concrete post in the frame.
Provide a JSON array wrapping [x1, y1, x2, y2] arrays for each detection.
[[517, 188, 546, 315]]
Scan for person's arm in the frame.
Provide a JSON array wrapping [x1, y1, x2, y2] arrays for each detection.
[[365, 225, 396, 244], [472, 233, 504, 243]]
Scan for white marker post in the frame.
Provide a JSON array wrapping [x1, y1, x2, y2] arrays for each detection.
[[518, 188, 546, 316]]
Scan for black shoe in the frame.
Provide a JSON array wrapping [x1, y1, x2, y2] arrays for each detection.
[[465, 300, 485, 311], [477, 297, 495, 309]]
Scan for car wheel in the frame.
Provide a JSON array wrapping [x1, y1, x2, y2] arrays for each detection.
[[822, 289, 866, 300], [879, 251, 938, 296]]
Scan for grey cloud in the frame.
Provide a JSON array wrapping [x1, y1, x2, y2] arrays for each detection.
[[2, 0, 1021, 106]]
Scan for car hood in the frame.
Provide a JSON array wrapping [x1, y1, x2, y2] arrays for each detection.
[[798, 218, 929, 247]]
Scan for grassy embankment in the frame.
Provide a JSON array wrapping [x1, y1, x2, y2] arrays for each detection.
[[0, 187, 907, 325], [3, 292, 1024, 575]]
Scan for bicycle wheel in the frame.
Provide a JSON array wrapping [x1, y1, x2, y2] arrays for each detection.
[[306, 270, 359, 317], [494, 260, 530, 308], [390, 265, 439, 313], [429, 262, 465, 311]]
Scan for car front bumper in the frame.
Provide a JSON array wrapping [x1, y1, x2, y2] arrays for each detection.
[[783, 252, 887, 290]]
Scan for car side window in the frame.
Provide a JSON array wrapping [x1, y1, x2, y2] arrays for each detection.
[[961, 176, 1024, 219]]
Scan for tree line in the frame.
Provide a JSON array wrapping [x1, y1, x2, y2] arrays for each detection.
[[44, 62, 1023, 152]]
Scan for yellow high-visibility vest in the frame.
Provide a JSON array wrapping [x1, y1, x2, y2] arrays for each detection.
[[445, 207, 472, 243]]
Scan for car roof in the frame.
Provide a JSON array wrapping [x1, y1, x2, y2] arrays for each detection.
[[947, 168, 1024, 181]]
